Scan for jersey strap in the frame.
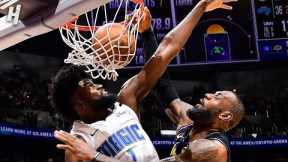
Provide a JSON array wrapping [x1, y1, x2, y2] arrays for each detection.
[[170, 123, 193, 156]]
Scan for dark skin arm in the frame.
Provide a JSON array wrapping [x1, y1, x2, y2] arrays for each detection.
[[138, 10, 192, 126], [119, 0, 212, 115], [177, 139, 228, 162], [167, 99, 193, 126], [152, 0, 237, 126]]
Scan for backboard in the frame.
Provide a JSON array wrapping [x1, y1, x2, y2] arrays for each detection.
[[0, 0, 112, 50]]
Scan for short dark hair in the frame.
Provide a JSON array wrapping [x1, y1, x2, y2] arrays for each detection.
[[50, 65, 89, 122], [229, 94, 245, 129]]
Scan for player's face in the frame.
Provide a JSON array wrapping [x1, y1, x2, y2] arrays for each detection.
[[76, 79, 117, 112], [78, 79, 108, 99], [192, 91, 236, 126], [198, 91, 236, 112]]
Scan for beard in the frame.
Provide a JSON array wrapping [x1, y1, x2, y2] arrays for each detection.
[[186, 104, 217, 127], [89, 93, 117, 112]]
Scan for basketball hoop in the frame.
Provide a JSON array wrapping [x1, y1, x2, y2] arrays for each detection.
[[60, 0, 144, 81]]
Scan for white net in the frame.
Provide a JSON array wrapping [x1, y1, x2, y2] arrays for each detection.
[[59, 0, 143, 81]]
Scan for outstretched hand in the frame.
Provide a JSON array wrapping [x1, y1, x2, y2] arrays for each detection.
[[138, 6, 152, 33], [204, 0, 238, 12], [54, 130, 96, 161], [123, 5, 152, 33]]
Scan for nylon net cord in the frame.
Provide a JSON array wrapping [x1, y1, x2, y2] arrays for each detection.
[[60, 0, 142, 81]]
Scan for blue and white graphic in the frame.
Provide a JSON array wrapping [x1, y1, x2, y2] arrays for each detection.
[[97, 124, 145, 157]]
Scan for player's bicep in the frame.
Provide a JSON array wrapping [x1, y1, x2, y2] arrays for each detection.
[[134, 38, 179, 100], [118, 76, 139, 113], [118, 39, 177, 112]]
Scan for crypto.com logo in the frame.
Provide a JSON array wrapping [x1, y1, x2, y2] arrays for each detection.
[[0, 0, 21, 25]]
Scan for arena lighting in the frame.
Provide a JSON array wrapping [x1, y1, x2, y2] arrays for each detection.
[[161, 130, 176, 136]]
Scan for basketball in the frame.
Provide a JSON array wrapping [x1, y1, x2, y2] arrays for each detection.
[[92, 23, 136, 69]]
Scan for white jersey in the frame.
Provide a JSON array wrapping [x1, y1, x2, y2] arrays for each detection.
[[71, 102, 159, 162]]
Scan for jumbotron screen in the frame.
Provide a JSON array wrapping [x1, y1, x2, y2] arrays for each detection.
[[127, 0, 288, 67], [2, 0, 288, 65], [253, 0, 288, 61], [127, 0, 260, 67]]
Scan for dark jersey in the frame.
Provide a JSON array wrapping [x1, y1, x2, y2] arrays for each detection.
[[170, 124, 231, 162], [206, 131, 231, 162]]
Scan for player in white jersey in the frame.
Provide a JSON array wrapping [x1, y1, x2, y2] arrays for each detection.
[[52, 8, 160, 162], [69, 102, 158, 162], [52, 1, 234, 161]]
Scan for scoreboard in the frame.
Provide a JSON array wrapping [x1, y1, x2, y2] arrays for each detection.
[[128, 0, 260, 67], [253, 0, 288, 60], [172, 0, 258, 64], [3, 0, 288, 64], [127, 0, 288, 67], [128, 0, 178, 66]]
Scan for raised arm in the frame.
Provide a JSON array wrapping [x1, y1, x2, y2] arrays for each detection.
[[119, 0, 236, 114], [119, 0, 208, 113], [136, 7, 192, 125]]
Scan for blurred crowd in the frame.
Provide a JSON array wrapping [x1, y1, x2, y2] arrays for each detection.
[[0, 66, 65, 129], [0, 65, 50, 111], [230, 96, 288, 138]]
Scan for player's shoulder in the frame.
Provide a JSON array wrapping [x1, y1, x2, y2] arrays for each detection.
[[92, 102, 141, 130], [70, 103, 140, 134], [205, 131, 229, 156], [111, 102, 139, 119], [71, 120, 98, 134], [187, 138, 228, 162], [209, 139, 228, 161]]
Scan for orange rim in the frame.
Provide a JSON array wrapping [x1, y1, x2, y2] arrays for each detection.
[[62, 17, 129, 32], [62, 17, 99, 31], [62, 0, 145, 32]]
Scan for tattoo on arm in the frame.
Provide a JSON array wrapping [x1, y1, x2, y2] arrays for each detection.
[[177, 139, 224, 162]]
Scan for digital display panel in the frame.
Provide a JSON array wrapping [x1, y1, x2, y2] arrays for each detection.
[[128, 0, 178, 66], [128, 0, 260, 67], [2, 0, 288, 65], [253, 0, 288, 60]]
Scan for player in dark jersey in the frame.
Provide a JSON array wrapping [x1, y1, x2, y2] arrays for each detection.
[[154, 33, 244, 162], [141, 1, 244, 161], [158, 89, 244, 162]]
